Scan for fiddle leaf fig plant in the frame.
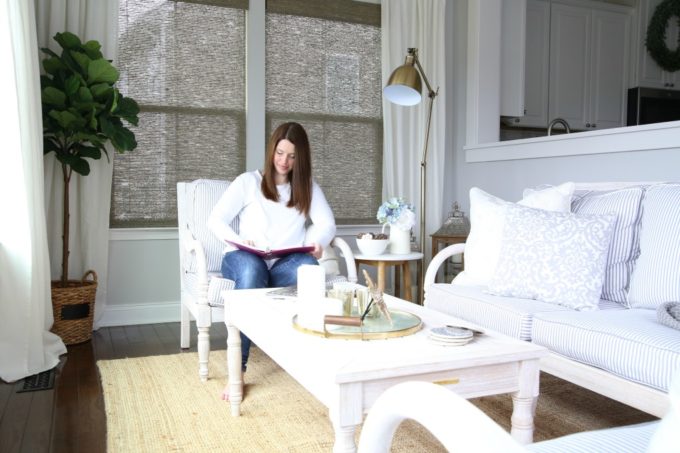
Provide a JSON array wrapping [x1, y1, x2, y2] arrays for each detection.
[[41, 31, 140, 287]]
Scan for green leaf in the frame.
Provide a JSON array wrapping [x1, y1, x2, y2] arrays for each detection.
[[40, 47, 59, 58], [54, 32, 81, 50], [114, 97, 140, 126], [64, 75, 80, 96], [42, 87, 66, 106], [90, 83, 113, 101], [70, 50, 91, 73], [77, 86, 93, 103], [40, 75, 54, 89], [61, 154, 91, 176], [88, 59, 119, 84], [101, 117, 137, 152], [75, 145, 102, 160], [42, 56, 65, 75], [43, 137, 61, 155], [48, 109, 85, 130], [82, 40, 103, 60]]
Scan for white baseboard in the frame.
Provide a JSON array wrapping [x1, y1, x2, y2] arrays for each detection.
[[97, 301, 182, 327], [96, 301, 226, 327]]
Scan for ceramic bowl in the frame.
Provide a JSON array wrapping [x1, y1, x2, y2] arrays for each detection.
[[356, 238, 389, 255]]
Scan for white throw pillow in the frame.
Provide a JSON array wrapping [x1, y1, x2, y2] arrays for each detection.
[[628, 183, 680, 308], [487, 204, 615, 311], [453, 183, 575, 287]]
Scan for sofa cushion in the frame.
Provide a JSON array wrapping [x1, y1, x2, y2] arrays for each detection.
[[454, 183, 574, 287], [628, 183, 680, 309], [571, 187, 645, 306], [426, 284, 571, 340], [527, 421, 659, 453], [488, 204, 615, 311], [532, 308, 680, 392]]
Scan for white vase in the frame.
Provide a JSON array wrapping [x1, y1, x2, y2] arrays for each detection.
[[389, 227, 411, 254]]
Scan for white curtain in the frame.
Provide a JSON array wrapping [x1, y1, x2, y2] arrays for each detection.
[[34, 0, 119, 329], [0, 0, 66, 382], [382, 0, 446, 260]]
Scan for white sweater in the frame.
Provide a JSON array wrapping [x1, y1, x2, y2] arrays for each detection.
[[207, 170, 336, 266]]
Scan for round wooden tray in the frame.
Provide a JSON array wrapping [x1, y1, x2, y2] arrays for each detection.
[[292, 309, 422, 340]]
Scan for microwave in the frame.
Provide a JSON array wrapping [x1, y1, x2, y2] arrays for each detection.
[[627, 87, 680, 126]]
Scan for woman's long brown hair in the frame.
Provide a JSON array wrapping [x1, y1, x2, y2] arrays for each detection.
[[261, 122, 313, 216]]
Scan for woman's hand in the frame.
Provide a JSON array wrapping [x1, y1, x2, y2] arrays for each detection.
[[311, 243, 323, 259]]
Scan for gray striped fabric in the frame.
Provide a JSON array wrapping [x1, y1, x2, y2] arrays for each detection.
[[572, 187, 645, 306], [185, 179, 239, 273], [527, 421, 659, 453], [628, 183, 680, 308], [532, 308, 680, 391], [425, 284, 571, 340]]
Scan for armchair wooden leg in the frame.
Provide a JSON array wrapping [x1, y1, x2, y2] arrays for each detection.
[[180, 303, 191, 349], [197, 326, 210, 382]]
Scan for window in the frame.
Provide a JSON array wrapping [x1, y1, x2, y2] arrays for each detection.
[[113, 0, 246, 227], [265, 1, 383, 224], [112, 0, 381, 227]]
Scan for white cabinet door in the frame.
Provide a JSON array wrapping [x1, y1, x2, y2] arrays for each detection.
[[638, 0, 680, 89], [549, 2, 590, 130], [589, 9, 631, 130], [513, 0, 550, 127]]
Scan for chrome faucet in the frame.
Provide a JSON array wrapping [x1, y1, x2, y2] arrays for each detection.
[[547, 118, 571, 136]]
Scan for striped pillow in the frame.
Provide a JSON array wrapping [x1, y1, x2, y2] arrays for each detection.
[[571, 187, 645, 306], [628, 183, 680, 308]]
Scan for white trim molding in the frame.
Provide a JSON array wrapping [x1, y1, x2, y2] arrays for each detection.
[[465, 121, 680, 163]]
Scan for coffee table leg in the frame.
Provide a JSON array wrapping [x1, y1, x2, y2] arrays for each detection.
[[510, 359, 539, 444], [226, 324, 243, 417], [330, 414, 357, 453]]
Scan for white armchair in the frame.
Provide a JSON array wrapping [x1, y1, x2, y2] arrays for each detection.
[[358, 379, 676, 453], [177, 179, 357, 381]]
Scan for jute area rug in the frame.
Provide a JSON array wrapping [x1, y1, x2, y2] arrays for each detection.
[[98, 347, 656, 452]]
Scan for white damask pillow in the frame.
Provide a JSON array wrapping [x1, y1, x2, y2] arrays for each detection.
[[453, 183, 575, 286], [487, 204, 615, 311]]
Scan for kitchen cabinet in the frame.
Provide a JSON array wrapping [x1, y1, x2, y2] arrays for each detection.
[[549, 1, 631, 131], [504, 0, 631, 131], [638, 0, 680, 89], [510, 0, 550, 127]]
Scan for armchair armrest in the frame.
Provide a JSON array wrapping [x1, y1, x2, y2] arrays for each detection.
[[423, 242, 466, 288], [330, 237, 358, 283], [358, 381, 525, 453], [179, 227, 210, 306]]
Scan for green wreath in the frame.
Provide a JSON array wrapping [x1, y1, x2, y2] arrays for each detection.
[[645, 0, 680, 73]]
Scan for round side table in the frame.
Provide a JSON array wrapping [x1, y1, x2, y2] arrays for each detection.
[[353, 251, 424, 303]]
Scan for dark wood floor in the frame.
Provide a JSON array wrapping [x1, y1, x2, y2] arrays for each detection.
[[0, 323, 228, 453]]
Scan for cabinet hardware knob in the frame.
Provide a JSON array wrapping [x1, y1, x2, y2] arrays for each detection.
[[585, 123, 591, 127], [592, 124, 596, 128]]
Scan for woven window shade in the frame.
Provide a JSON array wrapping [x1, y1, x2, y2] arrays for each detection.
[[112, 0, 246, 227], [265, 6, 383, 224]]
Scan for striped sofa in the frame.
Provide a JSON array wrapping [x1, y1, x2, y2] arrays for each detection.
[[424, 182, 680, 418]]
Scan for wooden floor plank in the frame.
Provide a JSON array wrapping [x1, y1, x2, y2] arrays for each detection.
[[0, 385, 34, 453], [19, 388, 54, 453]]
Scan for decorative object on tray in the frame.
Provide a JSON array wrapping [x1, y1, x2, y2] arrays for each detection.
[[657, 302, 680, 331], [362, 269, 393, 325], [428, 326, 474, 346], [355, 232, 389, 255], [377, 197, 415, 254]]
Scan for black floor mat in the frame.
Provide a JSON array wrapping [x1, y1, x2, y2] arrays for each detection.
[[17, 369, 55, 393]]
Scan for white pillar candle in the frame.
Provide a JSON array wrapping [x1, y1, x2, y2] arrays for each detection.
[[296, 264, 327, 331], [297, 264, 326, 302]]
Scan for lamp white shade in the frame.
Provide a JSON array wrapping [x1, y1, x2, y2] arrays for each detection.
[[383, 84, 422, 106]]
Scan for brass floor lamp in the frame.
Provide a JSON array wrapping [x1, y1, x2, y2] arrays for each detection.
[[384, 47, 439, 260]]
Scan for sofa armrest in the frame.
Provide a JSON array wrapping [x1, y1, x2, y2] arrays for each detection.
[[424, 243, 466, 287], [330, 237, 358, 283]]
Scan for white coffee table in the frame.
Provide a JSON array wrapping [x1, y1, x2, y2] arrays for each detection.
[[223, 288, 546, 453]]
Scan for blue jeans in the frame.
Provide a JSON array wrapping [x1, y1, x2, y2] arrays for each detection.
[[221, 250, 319, 370]]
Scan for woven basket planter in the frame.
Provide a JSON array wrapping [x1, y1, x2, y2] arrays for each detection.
[[51, 270, 97, 345]]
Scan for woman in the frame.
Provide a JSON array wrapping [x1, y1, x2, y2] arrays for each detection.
[[207, 122, 336, 396]]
